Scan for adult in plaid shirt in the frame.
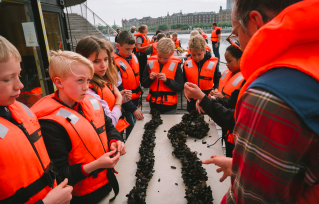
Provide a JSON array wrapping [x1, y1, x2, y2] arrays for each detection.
[[185, 0, 319, 203]]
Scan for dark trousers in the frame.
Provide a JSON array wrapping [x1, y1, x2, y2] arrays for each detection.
[[137, 54, 147, 84], [124, 111, 136, 140], [212, 42, 220, 61], [222, 129, 235, 158]]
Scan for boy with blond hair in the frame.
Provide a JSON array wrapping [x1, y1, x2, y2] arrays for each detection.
[[172, 32, 181, 48], [31, 50, 125, 204], [0, 36, 73, 204], [142, 38, 184, 114], [183, 35, 219, 112]]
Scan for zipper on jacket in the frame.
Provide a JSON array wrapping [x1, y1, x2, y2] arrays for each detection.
[[19, 123, 45, 171]]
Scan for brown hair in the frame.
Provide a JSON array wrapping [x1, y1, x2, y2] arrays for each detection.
[[172, 32, 178, 37], [195, 28, 203, 35], [156, 33, 166, 42], [188, 35, 206, 52], [234, 0, 302, 26], [137, 25, 149, 43], [117, 31, 136, 46], [75, 36, 118, 91], [0, 36, 21, 63]]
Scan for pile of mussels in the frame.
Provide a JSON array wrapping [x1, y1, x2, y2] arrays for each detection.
[[127, 109, 163, 204], [167, 110, 213, 203]]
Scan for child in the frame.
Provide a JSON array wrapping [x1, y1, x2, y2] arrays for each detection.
[[146, 33, 166, 57], [115, 31, 143, 138], [142, 38, 184, 114], [172, 32, 181, 48], [75, 36, 130, 133], [184, 46, 244, 158], [211, 46, 245, 98], [196, 28, 208, 43], [166, 32, 171, 39], [31, 51, 126, 204], [183, 35, 219, 112], [0, 36, 72, 204]]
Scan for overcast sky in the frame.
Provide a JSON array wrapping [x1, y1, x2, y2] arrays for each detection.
[[85, 0, 226, 27]]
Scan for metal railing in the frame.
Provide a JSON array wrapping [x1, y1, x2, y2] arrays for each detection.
[[65, 2, 117, 41]]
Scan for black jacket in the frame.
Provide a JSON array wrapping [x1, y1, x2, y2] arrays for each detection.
[[39, 100, 122, 203], [142, 61, 184, 112]]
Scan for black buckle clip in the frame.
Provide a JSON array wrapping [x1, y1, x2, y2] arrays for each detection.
[[44, 163, 56, 188]]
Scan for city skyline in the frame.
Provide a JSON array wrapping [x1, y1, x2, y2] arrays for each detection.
[[86, 0, 227, 27]]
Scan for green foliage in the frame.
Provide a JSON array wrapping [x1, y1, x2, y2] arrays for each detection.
[[149, 25, 158, 31], [217, 22, 232, 27], [192, 23, 212, 28], [157, 23, 169, 31], [171, 23, 190, 30]]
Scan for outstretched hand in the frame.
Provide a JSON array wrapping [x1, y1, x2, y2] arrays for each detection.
[[202, 155, 232, 182], [184, 82, 205, 101]]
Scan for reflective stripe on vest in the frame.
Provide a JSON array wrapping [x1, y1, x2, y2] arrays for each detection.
[[187, 60, 193, 68], [0, 123, 9, 139], [207, 61, 215, 70], [146, 60, 178, 105], [221, 70, 229, 80], [87, 97, 100, 110], [222, 72, 244, 98], [118, 60, 127, 70], [232, 75, 244, 87], [133, 55, 138, 64], [31, 95, 110, 196]]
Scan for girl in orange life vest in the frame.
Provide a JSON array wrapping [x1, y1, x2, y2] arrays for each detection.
[[134, 25, 151, 84], [196, 28, 208, 44], [183, 35, 219, 112], [31, 51, 126, 204], [0, 36, 73, 204], [211, 46, 245, 98], [75, 36, 131, 133], [172, 33, 181, 48], [146, 33, 166, 57], [142, 38, 184, 114]]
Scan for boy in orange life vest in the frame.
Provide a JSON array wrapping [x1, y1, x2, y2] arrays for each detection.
[[115, 31, 143, 138], [31, 51, 126, 204], [0, 36, 73, 204], [172, 32, 181, 48], [211, 46, 245, 98], [145, 33, 166, 57], [142, 38, 184, 114], [183, 35, 219, 112]]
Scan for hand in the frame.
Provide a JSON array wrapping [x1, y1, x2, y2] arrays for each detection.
[[110, 140, 126, 156], [215, 43, 219, 48], [113, 86, 123, 101], [96, 150, 120, 169], [211, 89, 224, 98], [183, 91, 190, 102], [158, 73, 167, 82], [42, 179, 73, 204], [184, 82, 205, 101], [133, 109, 144, 120], [195, 100, 205, 114], [149, 72, 158, 80], [121, 90, 132, 102], [202, 155, 232, 182]]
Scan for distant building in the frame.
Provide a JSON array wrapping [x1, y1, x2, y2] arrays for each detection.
[[226, 0, 234, 10], [122, 10, 219, 29], [219, 6, 232, 22]]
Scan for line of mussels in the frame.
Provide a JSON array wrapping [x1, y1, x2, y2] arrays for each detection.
[[127, 109, 163, 204], [167, 110, 213, 204]]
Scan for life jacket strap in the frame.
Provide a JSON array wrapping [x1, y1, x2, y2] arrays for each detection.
[[149, 90, 176, 97], [199, 76, 213, 81], [132, 86, 142, 94]]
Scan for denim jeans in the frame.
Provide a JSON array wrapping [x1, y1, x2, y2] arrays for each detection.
[[124, 111, 136, 140], [212, 42, 220, 61]]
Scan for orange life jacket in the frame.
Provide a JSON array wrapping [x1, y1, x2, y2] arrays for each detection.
[[88, 83, 129, 133], [147, 55, 182, 64], [150, 38, 154, 44], [0, 101, 56, 203], [211, 27, 222, 42], [19, 87, 43, 107], [184, 57, 219, 95], [235, 0, 319, 203], [218, 69, 244, 98], [173, 38, 180, 48], [146, 59, 179, 105], [31, 95, 110, 196], [202, 32, 208, 40], [134, 32, 150, 53], [151, 42, 158, 56], [114, 53, 141, 100]]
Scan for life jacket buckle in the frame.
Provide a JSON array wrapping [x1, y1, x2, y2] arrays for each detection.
[[44, 163, 57, 187]]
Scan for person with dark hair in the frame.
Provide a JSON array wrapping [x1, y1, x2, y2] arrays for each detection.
[[150, 30, 162, 44], [187, 0, 319, 203], [210, 23, 221, 60], [114, 29, 121, 43]]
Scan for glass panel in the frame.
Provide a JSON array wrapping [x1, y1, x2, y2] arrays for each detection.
[[0, 0, 44, 107], [43, 12, 63, 51]]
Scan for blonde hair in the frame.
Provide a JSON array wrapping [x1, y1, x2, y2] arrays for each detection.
[[0, 36, 21, 63], [190, 30, 200, 37], [172, 32, 178, 37], [195, 28, 203, 35], [188, 35, 206, 52], [138, 25, 149, 43], [49, 50, 94, 82], [156, 38, 175, 55], [75, 36, 118, 91]]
